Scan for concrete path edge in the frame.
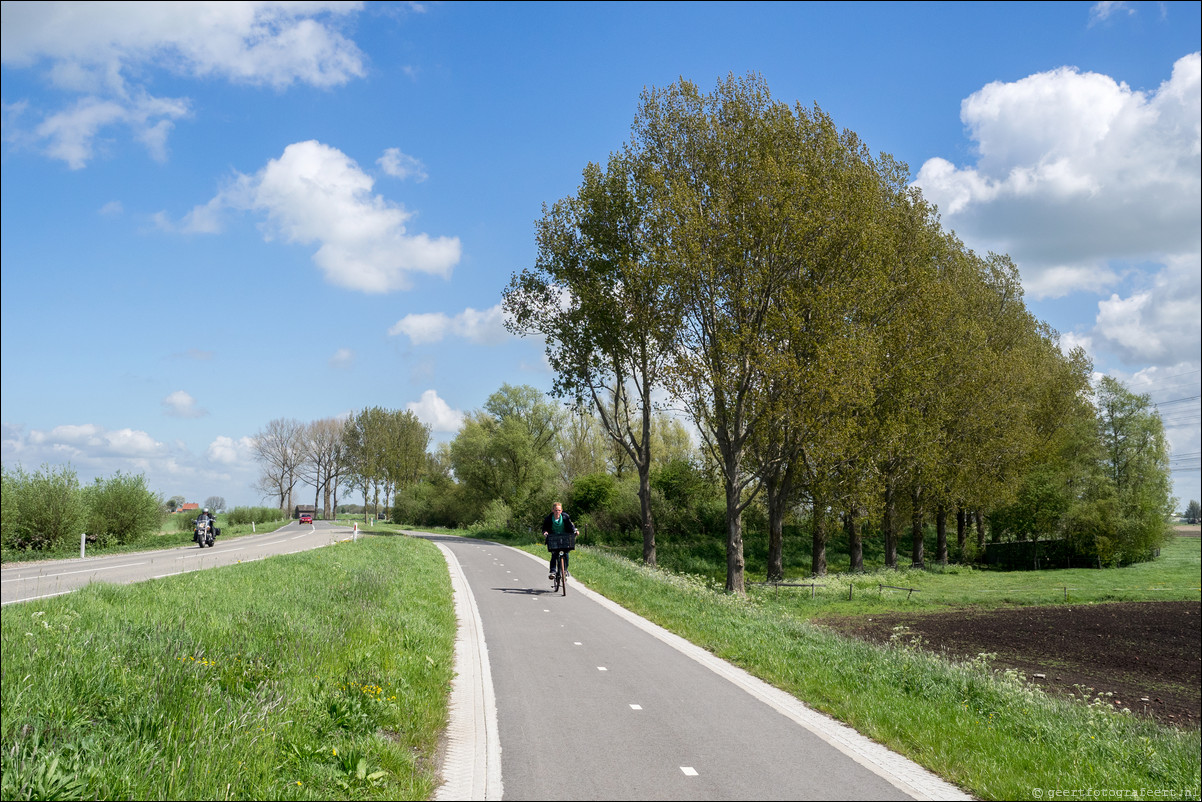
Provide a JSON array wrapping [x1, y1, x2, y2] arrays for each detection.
[[433, 542, 503, 801]]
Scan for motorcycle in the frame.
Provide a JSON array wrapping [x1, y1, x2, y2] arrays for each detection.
[[194, 518, 215, 548]]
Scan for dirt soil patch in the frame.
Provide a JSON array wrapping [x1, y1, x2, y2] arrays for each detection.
[[816, 601, 1200, 728]]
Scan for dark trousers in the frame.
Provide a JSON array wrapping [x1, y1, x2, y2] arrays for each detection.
[[549, 550, 570, 575]]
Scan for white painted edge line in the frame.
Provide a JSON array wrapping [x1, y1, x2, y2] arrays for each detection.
[[433, 542, 503, 801], [2, 588, 76, 606], [510, 547, 971, 802], [12, 561, 148, 580]]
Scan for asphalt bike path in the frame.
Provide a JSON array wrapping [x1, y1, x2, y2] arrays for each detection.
[[425, 533, 970, 801], [0, 520, 356, 606]]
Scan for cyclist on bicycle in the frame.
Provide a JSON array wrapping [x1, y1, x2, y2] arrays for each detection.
[[542, 501, 577, 581]]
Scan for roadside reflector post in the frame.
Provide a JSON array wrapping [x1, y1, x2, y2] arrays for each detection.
[[252, 521, 256, 533], [81, 533, 86, 559]]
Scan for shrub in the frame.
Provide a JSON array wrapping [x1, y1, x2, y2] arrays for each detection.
[[0, 464, 85, 551], [470, 499, 514, 533], [82, 472, 164, 547], [570, 472, 616, 515], [226, 506, 286, 526], [393, 480, 480, 529]]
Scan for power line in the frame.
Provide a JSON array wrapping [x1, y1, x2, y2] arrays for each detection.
[[1153, 395, 1201, 407], [1135, 368, 1202, 391]]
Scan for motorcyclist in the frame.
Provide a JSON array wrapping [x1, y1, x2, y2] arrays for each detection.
[[197, 507, 220, 540]]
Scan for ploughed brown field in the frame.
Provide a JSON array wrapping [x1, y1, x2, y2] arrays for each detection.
[[817, 600, 1201, 727]]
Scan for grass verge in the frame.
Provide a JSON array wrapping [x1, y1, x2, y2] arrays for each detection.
[[1, 535, 454, 801]]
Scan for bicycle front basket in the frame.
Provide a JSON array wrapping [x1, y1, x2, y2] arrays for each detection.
[[546, 531, 576, 551]]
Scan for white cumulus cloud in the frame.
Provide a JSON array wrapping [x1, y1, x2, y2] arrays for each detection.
[[388, 304, 510, 344], [180, 140, 461, 293], [914, 52, 1201, 300], [407, 390, 464, 433], [1088, 2, 1134, 26], [1, 422, 264, 507], [377, 147, 428, 181], [1088, 254, 1202, 367], [162, 390, 207, 418], [25, 423, 167, 459], [329, 347, 355, 369], [206, 435, 256, 465], [1, 1, 367, 167]]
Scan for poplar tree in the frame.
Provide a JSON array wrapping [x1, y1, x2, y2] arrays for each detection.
[[505, 153, 679, 566]]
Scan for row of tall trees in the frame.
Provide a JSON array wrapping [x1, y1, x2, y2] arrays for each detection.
[[251, 409, 429, 521], [503, 73, 1171, 594], [391, 383, 700, 534]]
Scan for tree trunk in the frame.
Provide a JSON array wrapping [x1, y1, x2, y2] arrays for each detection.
[[936, 504, 948, 566], [975, 509, 985, 550], [724, 474, 746, 595], [956, 507, 967, 557], [911, 486, 924, 568], [846, 508, 863, 573], [638, 462, 657, 568], [765, 475, 784, 582], [811, 494, 827, 577], [883, 482, 898, 569]]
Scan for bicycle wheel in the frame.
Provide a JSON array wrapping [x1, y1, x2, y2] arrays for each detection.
[[559, 554, 567, 596]]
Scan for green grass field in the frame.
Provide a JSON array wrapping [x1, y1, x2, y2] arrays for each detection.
[[585, 529, 1201, 612], [0, 536, 455, 801]]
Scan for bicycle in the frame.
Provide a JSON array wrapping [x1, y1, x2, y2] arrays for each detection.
[[550, 549, 568, 596], [545, 530, 575, 597]]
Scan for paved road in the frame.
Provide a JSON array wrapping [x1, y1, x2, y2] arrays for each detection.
[[425, 533, 970, 801], [0, 520, 361, 605]]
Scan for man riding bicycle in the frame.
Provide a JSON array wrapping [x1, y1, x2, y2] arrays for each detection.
[[542, 501, 577, 581]]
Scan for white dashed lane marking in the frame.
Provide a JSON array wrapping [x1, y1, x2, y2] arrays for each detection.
[[681, 767, 698, 777], [629, 704, 642, 710]]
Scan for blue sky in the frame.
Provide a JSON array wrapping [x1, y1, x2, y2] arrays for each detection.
[[2, 1, 1199, 510]]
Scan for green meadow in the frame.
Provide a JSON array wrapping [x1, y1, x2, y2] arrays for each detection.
[[1, 536, 454, 801]]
